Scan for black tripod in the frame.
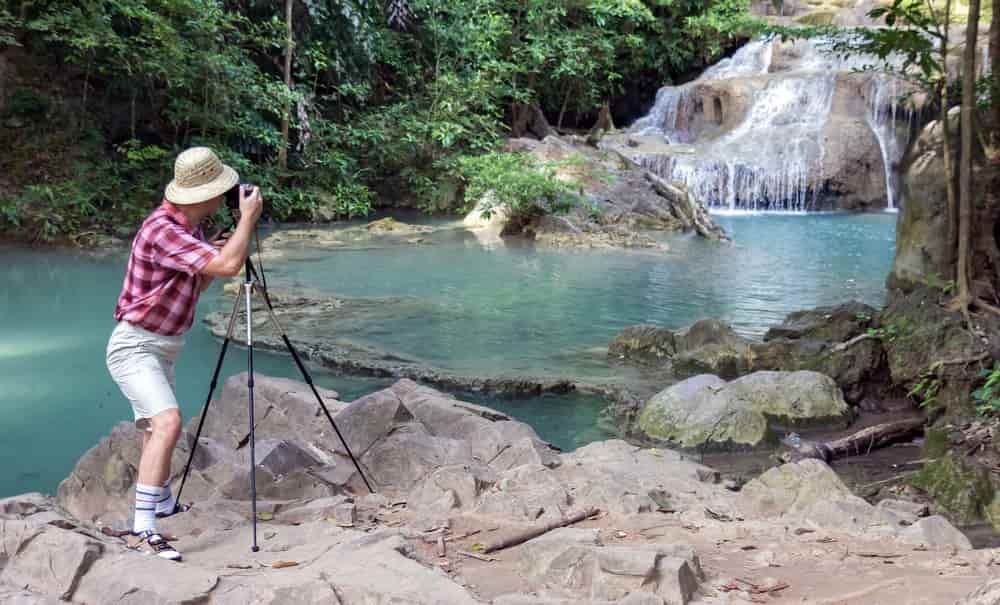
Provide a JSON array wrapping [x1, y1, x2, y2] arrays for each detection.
[[174, 257, 374, 552]]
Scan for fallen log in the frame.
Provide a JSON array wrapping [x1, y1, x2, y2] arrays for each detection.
[[782, 417, 925, 463], [474, 508, 599, 554]]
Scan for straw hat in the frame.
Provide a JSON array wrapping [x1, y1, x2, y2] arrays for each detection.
[[164, 147, 239, 205]]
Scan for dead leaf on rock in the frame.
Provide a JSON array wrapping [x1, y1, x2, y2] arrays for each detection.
[[271, 560, 299, 569]]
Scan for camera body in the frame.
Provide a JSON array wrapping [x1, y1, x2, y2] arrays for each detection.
[[224, 183, 255, 211]]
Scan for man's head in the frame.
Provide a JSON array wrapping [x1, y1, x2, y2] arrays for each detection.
[[164, 147, 239, 222]]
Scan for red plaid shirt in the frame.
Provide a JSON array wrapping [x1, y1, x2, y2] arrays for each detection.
[[113, 201, 219, 336]]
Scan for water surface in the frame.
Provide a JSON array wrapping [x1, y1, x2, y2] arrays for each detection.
[[0, 212, 895, 497]]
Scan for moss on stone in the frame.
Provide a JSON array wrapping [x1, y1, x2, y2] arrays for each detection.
[[911, 452, 996, 526], [923, 427, 950, 457]]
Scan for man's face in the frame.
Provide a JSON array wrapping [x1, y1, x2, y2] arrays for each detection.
[[196, 196, 224, 221]]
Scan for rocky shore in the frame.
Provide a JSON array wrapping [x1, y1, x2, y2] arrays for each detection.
[[2, 376, 995, 604]]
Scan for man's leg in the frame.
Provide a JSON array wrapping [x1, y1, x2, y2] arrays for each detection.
[[133, 409, 181, 534], [139, 429, 180, 516]]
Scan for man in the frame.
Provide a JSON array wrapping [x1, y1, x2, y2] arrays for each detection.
[[106, 147, 263, 561]]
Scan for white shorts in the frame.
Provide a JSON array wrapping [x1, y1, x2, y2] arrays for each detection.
[[106, 321, 184, 430]]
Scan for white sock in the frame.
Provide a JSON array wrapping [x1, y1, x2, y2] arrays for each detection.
[[133, 482, 163, 534], [156, 479, 177, 515]]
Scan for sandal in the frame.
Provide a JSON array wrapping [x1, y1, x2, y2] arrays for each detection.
[[133, 530, 182, 562]]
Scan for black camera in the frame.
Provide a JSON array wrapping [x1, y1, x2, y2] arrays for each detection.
[[224, 183, 255, 211]]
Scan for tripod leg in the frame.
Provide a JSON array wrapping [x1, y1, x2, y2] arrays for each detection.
[[245, 277, 260, 553], [259, 300, 375, 494], [173, 290, 242, 512]]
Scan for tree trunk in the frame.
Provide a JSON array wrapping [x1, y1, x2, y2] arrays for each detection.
[[0, 51, 8, 115], [991, 1, 1000, 148], [585, 102, 614, 147], [278, 0, 294, 170], [782, 418, 925, 462], [941, 0, 957, 269], [957, 0, 981, 310]]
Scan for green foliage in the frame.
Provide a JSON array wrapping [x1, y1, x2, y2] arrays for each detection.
[[3, 89, 48, 119], [453, 152, 582, 217], [908, 362, 944, 410], [973, 363, 1000, 416], [0, 6, 19, 47], [0, 0, 757, 242], [866, 322, 901, 342]]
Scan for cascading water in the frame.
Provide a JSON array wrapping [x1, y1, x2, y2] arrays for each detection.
[[628, 37, 910, 212], [863, 76, 915, 211]]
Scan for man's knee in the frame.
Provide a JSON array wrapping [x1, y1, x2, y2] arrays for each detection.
[[150, 408, 182, 439]]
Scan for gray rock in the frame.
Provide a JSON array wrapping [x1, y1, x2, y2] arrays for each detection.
[[898, 515, 973, 550], [408, 465, 498, 513], [0, 494, 53, 518], [0, 525, 103, 600], [639, 371, 849, 448], [518, 528, 701, 603], [0, 587, 62, 605], [619, 593, 667, 605], [275, 495, 350, 524], [957, 578, 1000, 605], [73, 552, 220, 604], [58, 376, 563, 526], [763, 302, 877, 343], [739, 459, 855, 519], [608, 320, 750, 378]]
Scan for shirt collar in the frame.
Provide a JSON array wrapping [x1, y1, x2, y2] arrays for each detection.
[[160, 199, 196, 233]]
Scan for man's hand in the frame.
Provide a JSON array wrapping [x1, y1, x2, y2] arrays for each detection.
[[239, 186, 264, 224], [200, 187, 264, 278]]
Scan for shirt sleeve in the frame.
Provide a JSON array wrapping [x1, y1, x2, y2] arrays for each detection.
[[151, 223, 219, 276]]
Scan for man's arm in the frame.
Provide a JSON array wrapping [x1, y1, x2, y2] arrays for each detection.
[[201, 188, 263, 278]]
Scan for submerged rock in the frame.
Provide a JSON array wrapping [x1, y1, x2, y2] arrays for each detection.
[[203, 287, 577, 399], [638, 371, 850, 448], [610, 319, 752, 378]]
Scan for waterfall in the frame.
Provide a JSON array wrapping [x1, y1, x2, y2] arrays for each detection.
[[630, 39, 774, 142], [863, 76, 915, 211], [628, 37, 910, 212]]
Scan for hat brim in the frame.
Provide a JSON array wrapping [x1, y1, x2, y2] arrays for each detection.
[[164, 164, 239, 206]]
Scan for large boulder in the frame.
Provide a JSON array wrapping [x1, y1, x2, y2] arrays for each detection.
[[891, 110, 959, 290], [638, 371, 850, 448], [739, 459, 973, 549], [57, 376, 559, 526], [753, 301, 885, 404]]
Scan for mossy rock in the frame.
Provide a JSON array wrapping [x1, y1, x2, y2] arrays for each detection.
[[638, 371, 850, 449], [881, 286, 990, 413], [795, 10, 836, 24], [911, 449, 998, 527]]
